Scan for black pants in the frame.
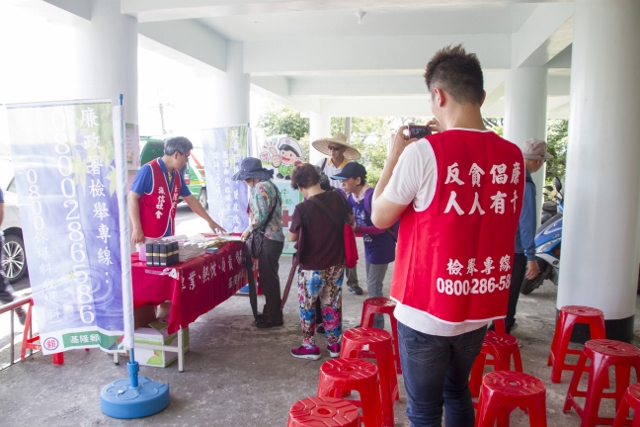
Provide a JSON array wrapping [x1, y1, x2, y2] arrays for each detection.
[[258, 238, 284, 323], [505, 253, 527, 333]]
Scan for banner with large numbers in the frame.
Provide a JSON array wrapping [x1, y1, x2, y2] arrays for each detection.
[[202, 126, 250, 233], [5, 100, 124, 354]]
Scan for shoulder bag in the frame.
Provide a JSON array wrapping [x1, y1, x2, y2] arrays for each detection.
[[243, 183, 280, 259], [308, 194, 359, 268], [316, 158, 333, 191]]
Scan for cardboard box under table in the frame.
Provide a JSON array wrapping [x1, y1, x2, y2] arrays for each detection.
[[130, 240, 257, 371], [134, 320, 190, 368]]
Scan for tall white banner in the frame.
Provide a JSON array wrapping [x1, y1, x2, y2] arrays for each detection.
[[5, 100, 124, 354]]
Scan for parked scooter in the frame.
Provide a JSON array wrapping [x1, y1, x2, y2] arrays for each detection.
[[540, 185, 559, 224], [520, 177, 563, 295]]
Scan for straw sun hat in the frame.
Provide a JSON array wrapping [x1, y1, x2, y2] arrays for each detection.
[[311, 133, 361, 161]]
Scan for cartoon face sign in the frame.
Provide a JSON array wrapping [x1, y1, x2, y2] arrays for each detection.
[[279, 148, 300, 165]]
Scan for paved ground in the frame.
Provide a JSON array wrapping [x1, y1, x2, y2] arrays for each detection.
[[1, 235, 638, 426]]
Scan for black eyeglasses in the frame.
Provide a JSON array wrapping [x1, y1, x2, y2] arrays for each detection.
[[177, 151, 190, 160], [327, 145, 342, 151]]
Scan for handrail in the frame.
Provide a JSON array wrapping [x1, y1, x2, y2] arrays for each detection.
[[0, 295, 31, 313], [0, 295, 35, 371]]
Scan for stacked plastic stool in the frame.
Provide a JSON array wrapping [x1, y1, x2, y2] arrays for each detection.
[[613, 382, 640, 427], [317, 358, 383, 427], [360, 297, 401, 374], [287, 396, 361, 427], [475, 371, 547, 427], [470, 331, 524, 401], [548, 305, 606, 383], [563, 339, 640, 427], [341, 327, 398, 427]]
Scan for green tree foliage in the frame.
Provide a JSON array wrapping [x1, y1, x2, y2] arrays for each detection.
[[332, 117, 428, 186], [256, 103, 569, 190], [545, 119, 568, 186], [484, 117, 504, 136], [256, 102, 310, 160]]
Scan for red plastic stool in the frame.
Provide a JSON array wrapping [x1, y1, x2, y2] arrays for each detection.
[[287, 396, 361, 427], [341, 328, 398, 426], [612, 383, 640, 427], [563, 339, 640, 427], [494, 318, 507, 334], [360, 297, 401, 374], [20, 299, 65, 365], [470, 331, 524, 402], [476, 371, 547, 427], [317, 358, 383, 427], [548, 305, 606, 383]]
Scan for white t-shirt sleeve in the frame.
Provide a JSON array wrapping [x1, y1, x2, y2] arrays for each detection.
[[381, 140, 438, 212]]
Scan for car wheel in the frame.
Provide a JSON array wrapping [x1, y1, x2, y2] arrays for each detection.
[[3, 234, 27, 283], [198, 188, 208, 210]]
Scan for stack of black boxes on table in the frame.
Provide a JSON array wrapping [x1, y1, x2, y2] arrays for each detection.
[[145, 241, 180, 267]]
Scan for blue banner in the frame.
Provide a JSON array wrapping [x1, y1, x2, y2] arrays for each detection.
[[6, 100, 124, 354], [202, 126, 250, 233]]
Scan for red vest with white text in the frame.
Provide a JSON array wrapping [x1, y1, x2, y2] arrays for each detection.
[[138, 159, 182, 239], [390, 130, 525, 323]]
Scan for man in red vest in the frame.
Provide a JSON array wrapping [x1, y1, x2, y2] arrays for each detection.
[[128, 136, 225, 245], [372, 45, 525, 426]]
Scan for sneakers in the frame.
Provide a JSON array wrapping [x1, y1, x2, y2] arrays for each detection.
[[327, 343, 341, 358], [347, 285, 364, 295], [15, 308, 26, 326], [290, 345, 321, 361]]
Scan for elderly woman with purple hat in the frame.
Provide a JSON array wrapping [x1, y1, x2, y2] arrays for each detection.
[[233, 157, 285, 328]]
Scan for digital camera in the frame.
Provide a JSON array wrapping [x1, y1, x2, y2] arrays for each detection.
[[407, 124, 431, 139]]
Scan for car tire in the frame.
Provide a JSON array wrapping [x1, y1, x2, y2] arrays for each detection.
[[198, 188, 208, 210], [3, 234, 27, 284]]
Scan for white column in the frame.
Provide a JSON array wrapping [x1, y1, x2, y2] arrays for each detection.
[[75, 0, 138, 126], [211, 41, 250, 128], [503, 67, 548, 222], [558, 0, 640, 341], [309, 113, 331, 165]]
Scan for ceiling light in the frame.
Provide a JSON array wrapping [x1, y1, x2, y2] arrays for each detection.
[[355, 9, 366, 25]]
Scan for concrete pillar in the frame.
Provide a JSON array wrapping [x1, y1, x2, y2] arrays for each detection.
[[75, 0, 138, 126], [212, 41, 250, 129], [309, 113, 331, 165], [503, 67, 548, 222], [558, 0, 640, 342]]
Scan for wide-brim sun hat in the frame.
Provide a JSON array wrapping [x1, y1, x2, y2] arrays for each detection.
[[232, 157, 274, 181], [311, 133, 361, 161]]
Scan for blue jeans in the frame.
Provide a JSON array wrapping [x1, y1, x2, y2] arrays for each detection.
[[398, 321, 487, 427]]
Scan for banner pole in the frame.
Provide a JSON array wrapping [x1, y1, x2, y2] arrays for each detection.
[[100, 94, 170, 418]]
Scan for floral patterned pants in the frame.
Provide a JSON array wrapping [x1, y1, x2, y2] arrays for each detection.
[[297, 264, 344, 348]]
